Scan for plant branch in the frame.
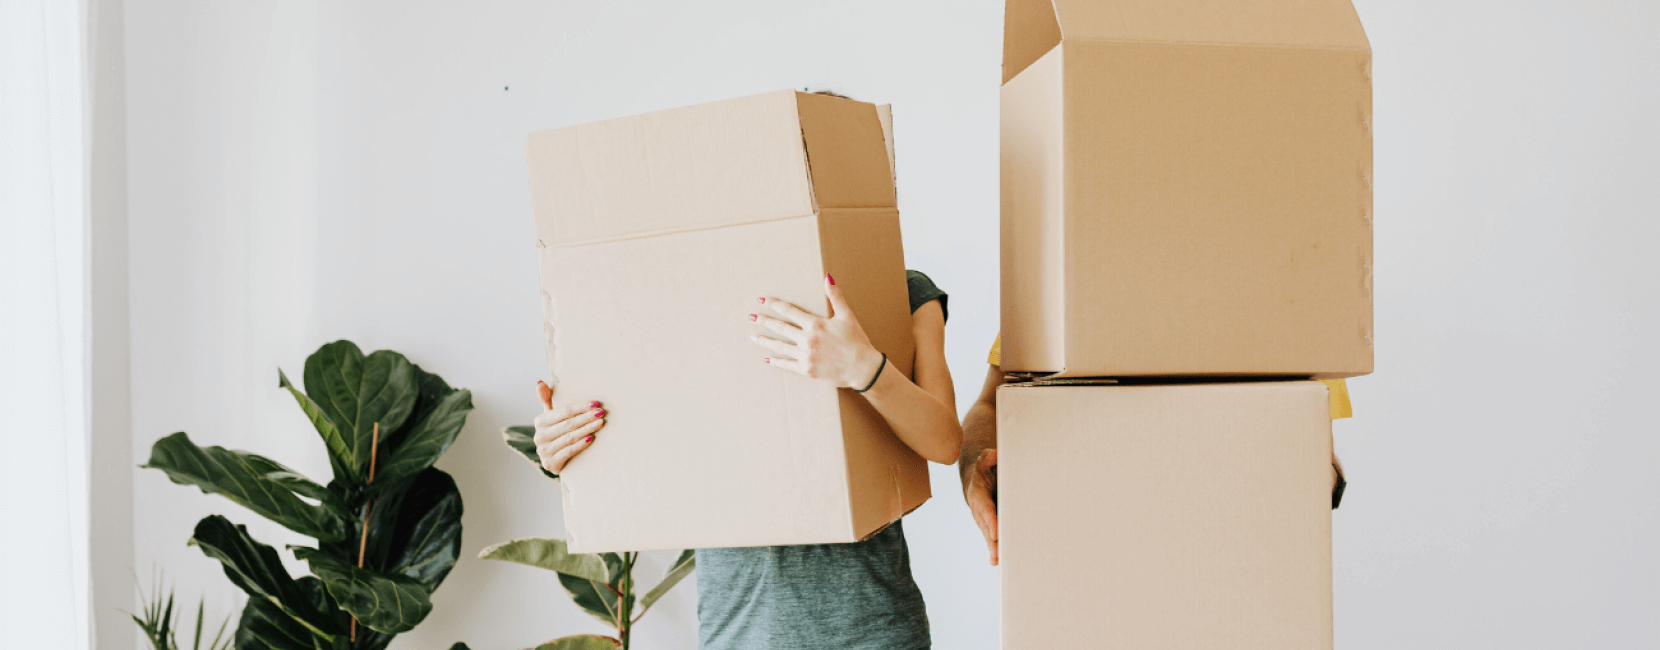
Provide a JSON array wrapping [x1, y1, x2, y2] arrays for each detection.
[[350, 421, 381, 644]]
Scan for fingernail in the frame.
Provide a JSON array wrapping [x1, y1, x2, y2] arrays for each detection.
[[594, 409, 607, 418], [588, 400, 601, 408], [537, 380, 546, 387], [749, 314, 757, 321], [827, 273, 835, 285], [763, 358, 771, 364], [584, 435, 595, 443], [758, 297, 766, 304]]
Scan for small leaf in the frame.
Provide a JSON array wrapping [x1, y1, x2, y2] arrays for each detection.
[[279, 368, 353, 481], [636, 549, 696, 619], [533, 635, 622, 650], [445, 644, 473, 650], [294, 548, 433, 635], [478, 538, 608, 584], [502, 425, 558, 479], [145, 434, 352, 542], [556, 573, 620, 628], [233, 592, 332, 650]]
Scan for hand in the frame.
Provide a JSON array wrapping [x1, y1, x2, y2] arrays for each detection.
[[752, 274, 885, 389], [532, 380, 605, 474], [963, 448, 999, 566]]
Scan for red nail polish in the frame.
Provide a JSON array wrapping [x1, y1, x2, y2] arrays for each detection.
[[584, 435, 595, 443], [595, 409, 607, 418], [758, 297, 767, 304], [588, 400, 601, 408], [749, 314, 757, 321], [827, 273, 835, 285], [763, 358, 771, 364]]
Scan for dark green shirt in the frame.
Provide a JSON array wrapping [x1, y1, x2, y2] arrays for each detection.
[[696, 270, 947, 650]]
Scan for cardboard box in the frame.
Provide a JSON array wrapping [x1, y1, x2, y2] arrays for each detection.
[[999, 380, 1334, 649], [526, 90, 929, 552], [1000, 0, 1375, 378]]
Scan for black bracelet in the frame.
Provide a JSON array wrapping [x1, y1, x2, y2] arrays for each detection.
[[856, 353, 887, 393]]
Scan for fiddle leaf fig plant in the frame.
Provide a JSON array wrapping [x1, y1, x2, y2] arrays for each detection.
[[143, 341, 472, 650]]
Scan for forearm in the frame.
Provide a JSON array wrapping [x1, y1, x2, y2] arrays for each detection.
[[862, 365, 963, 464]]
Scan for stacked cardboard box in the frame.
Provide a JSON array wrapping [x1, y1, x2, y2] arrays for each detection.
[[997, 0, 1372, 647], [526, 91, 928, 553]]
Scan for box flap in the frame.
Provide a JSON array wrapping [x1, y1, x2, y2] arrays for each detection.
[[875, 104, 896, 185], [1004, 0, 1369, 83], [795, 92, 897, 209], [1003, 0, 1064, 84], [1052, 0, 1368, 50]]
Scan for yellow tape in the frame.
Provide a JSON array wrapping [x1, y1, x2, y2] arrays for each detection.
[[988, 334, 1002, 367], [1322, 378, 1353, 419]]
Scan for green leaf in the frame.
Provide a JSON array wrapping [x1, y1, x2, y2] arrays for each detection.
[[502, 426, 558, 480], [233, 593, 330, 650], [477, 538, 608, 584], [189, 516, 338, 643], [444, 644, 472, 650], [375, 369, 472, 485], [635, 549, 695, 619], [556, 573, 620, 628], [144, 433, 351, 542], [278, 369, 352, 482], [240, 454, 352, 519], [301, 341, 418, 477], [533, 635, 622, 650], [372, 468, 464, 590], [293, 549, 433, 635]]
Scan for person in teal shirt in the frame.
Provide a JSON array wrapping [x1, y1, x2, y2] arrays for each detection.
[[532, 270, 959, 649]]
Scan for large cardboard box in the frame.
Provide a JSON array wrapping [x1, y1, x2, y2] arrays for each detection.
[[999, 380, 1334, 649], [1000, 0, 1375, 378], [527, 90, 929, 552]]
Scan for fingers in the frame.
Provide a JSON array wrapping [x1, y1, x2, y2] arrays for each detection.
[[749, 334, 799, 358], [966, 487, 1000, 566], [823, 273, 852, 319], [542, 428, 599, 474], [752, 313, 806, 342], [759, 296, 819, 327], [534, 401, 605, 445], [763, 356, 811, 378], [537, 380, 554, 411]]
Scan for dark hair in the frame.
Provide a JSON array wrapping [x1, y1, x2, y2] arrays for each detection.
[[805, 88, 853, 100]]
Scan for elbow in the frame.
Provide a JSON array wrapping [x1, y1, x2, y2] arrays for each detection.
[[925, 425, 964, 465]]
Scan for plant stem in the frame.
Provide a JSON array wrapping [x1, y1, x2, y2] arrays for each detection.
[[351, 422, 382, 644]]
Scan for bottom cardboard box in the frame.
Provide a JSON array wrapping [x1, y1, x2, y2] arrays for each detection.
[[999, 380, 1333, 649]]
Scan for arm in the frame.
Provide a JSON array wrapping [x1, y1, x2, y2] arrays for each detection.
[[859, 299, 961, 463], [959, 364, 1005, 565], [753, 275, 962, 464]]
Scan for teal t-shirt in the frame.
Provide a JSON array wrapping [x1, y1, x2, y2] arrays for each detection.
[[695, 270, 946, 650]]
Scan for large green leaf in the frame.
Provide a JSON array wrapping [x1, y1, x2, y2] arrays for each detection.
[[533, 635, 622, 650], [293, 548, 433, 635], [375, 369, 472, 486], [241, 454, 352, 518], [232, 577, 345, 650], [190, 516, 339, 643], [145, 433, 351, 542], [372, 468, 464, 590], [477, 538, 609, 584], [502, 425, 558, 480], [635, 549, 695, 619], [301, 341, 418, 477]]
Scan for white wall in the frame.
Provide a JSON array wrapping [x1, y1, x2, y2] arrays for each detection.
[[119, 1, 1657, 649]]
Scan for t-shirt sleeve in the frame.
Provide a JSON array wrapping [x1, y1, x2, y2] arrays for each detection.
[[905, 270, 948, 323]]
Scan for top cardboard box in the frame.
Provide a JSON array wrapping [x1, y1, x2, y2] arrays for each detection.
[[526, 90, 929, 553], [1000, 0, 1374, 378]]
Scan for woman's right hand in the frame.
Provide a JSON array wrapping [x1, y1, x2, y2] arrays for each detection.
[[964, 448, 999, 566], [533, 380, 606, 475]]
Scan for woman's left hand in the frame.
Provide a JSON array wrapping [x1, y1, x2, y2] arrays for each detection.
[[752, 274, 886, 389]]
